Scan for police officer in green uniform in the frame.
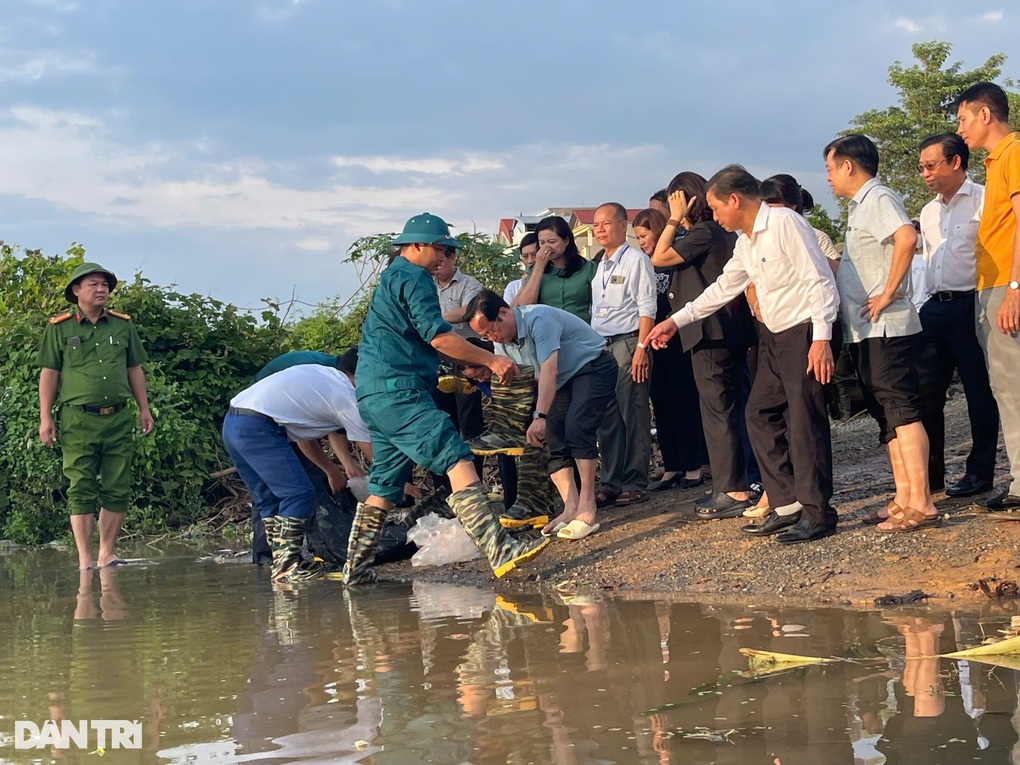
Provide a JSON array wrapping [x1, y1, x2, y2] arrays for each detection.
[[38, 263, 154, 570]]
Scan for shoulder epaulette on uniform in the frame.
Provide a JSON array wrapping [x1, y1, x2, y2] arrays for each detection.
[[107, 310, 132, 320], [48, 312, 72, 325]]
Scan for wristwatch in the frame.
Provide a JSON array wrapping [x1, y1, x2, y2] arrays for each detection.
[[532, 411, 547, 420], [1009, 280, 1020, 290]]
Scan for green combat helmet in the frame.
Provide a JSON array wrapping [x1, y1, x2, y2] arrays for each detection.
[[65, 263, 118, 304]]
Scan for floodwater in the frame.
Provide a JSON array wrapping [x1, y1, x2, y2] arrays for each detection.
[[1, 548, 1020, 764]]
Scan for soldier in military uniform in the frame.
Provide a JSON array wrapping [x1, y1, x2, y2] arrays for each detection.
[[38, 262, 154, 570], [343, 212, 550, 585]]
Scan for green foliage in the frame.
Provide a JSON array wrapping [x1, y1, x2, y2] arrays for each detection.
[[344, 230, 520, 295], [2, 227, 518, 544], [285, 293, 371, 353], [286, 229, 521, 356], [0, 243, 287, 543], [842, 40, 1018, 217], [0, 245, 87, 542], [447, 232, 522, 294], [805, 206, 845, 245]]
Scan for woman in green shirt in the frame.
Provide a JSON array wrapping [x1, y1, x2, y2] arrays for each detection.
[[511, 216, 597, 323]]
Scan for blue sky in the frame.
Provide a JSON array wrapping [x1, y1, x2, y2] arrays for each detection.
[[0, 0, 1015, 316]]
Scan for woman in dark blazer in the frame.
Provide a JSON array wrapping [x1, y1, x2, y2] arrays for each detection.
[[633, 207, 708, 492], [652, 171, 759, 518]]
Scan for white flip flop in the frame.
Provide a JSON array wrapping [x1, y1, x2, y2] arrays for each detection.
[[541, 521, 568, 538], [556, 519, 601, 540]]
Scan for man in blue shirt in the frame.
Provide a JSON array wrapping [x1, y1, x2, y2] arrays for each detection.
[[466, 291, 617, 541], [344, 212, 550, 584]]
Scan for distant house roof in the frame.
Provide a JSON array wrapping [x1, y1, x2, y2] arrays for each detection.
[[497, 218, 514, 243]]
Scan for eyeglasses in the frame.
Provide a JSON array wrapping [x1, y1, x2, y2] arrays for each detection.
[[474, 317, 502, 341], [917, 158, 949, 174]]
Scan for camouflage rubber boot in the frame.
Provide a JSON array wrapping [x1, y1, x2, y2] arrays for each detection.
[[341, 501, 388, 585], [437, 375, 477, 395], [494, 595, 551, 625], [448, 483, 549, 578], [262, 516, 279, 562], [397, 488, 454, 531], [465, 365, 536, 456], [500, 445, 560, 530], [272, 516, 324, 583]]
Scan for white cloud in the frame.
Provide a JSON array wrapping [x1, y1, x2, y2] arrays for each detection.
[[890, 17, 921, 32], [887, 14, 948, 34], [1, 104, 833, 274], [0, 106, 688, 245], [24, 0, 79, 11], [979, 10, 1004, 22], [295, 237, 331, 251], [256, 0, 307, 23], [332, 154, 506, 175], [0, 50, 95, 82], [0, 105, 460, 234]]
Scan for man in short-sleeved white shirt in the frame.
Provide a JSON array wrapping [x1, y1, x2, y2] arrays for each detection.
[[222, 362, 373, 582], [589, 202, 657, 505], [915, 133, 999, 498], [825, 134, 939, 530]]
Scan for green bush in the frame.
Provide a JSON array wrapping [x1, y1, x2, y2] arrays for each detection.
[[0, 230, 519, 543], [0, 244, 286, 542]]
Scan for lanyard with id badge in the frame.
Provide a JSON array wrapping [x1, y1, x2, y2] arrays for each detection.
[[595, 246, 627, 319]]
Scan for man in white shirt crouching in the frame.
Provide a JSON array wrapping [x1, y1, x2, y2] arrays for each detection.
[[222, 359, 372, 583]]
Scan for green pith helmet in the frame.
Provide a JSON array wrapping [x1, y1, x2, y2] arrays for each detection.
[[391, 212, 460, 248], [65, 262, 118, 304]]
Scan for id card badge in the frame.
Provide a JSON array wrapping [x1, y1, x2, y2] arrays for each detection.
[[595, 306, 609, 319]]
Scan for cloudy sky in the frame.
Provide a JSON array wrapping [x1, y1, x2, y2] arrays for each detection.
[[0, 0, 1015, 315]]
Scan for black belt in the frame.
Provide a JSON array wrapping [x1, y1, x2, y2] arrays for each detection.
[[930, 290, 974, 302], [604, 330, 639, 346], [69, 402, 126, 416], [228, 407, 278, 425]]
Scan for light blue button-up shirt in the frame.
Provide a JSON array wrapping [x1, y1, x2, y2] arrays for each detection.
[[840, 178, 921, 342], [499, 305, 605, 390]]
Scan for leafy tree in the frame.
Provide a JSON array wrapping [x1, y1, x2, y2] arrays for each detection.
[[842, 40, 1019, 218], [344, 230, 520, 295], [285, 293, 371, 354], [288, 230, 521, 353], [805, 206, 845, 245]]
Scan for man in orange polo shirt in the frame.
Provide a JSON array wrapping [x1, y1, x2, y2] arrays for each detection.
[[956, 81, 1020, 508]]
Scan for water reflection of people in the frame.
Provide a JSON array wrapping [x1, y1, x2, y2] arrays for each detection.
[[216, 586, 1020, 763], [558, 594, 609, 672], [899, 618, 945, 719], [73, 566, 127, 621], [59, 568, 165, 763], [876, 615, 1015, 763]]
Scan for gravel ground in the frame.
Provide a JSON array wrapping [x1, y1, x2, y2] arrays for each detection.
[[382, 394, 1020, 608]]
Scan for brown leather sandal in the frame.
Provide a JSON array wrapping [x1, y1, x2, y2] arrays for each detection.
[[861, 501, 903, 526], [875, 506, 942, 533]]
